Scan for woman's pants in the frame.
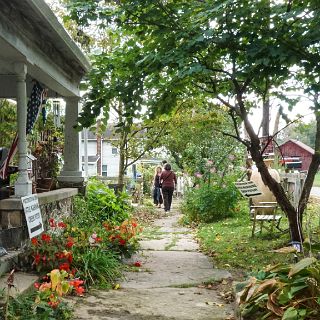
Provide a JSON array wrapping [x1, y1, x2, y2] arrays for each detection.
[[161, 186, 174, 211], [153, 187, 163, 205]]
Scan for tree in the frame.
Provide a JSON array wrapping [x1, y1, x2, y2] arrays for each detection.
[[0, 99, 16, 147], [161, 102, 244, 175], [64, 0, 320, 243], [278, 120, 316, 147], [105, 105, 167, 185]]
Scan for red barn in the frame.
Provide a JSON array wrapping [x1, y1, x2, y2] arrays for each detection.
[[278, 139, 314, 171]]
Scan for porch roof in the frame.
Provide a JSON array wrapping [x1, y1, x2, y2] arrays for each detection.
[[0, 0, 90, 98]]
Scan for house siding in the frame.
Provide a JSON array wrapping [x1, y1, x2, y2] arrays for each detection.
[[279, 141, 312, 171]]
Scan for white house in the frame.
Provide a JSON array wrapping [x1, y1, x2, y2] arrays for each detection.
[[81, 128, 161, 179], [81, 129, 132, 179]]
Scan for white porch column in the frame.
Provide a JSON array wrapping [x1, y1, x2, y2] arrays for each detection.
[[58, 97, 84, 186], [83, 127, 89, 178], [14, 63, 32, 197]]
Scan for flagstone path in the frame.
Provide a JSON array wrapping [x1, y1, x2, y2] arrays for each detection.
[[72, 205, 236, 320]]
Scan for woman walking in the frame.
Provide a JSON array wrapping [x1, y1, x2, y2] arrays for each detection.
[[153, 166, 163, 207], [160, 163, 177, 212]]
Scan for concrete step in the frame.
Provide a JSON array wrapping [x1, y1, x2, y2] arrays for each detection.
[[0, 271, 38, 297], [0, 250, 38, 297], [0, 250, 22, 277]]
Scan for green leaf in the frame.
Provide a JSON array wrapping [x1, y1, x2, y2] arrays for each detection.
[[282, 307, 298, 320], [288, 257, 317, 278], [289, 284, 308, 296]]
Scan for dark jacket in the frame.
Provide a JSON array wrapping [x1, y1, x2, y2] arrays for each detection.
[[154, 174, 161, 188]]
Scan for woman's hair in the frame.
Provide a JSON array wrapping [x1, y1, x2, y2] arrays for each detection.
[[155, 166, 162, 174], [164, 163, 171, 171]]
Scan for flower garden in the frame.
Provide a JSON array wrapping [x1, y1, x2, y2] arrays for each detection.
[[1, 178, 142, 319]]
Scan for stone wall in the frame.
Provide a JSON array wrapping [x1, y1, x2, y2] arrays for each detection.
[[0, 188, 78, 250]]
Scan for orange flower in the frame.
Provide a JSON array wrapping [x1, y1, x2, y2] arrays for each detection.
[[48, 301, 60, 309], [75, 286, 85, 296], [31, 237, 39, 246]]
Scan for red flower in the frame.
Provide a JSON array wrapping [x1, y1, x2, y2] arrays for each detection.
[[31, 237, 39, 246], [55, 252, 65, 260], [57, 222, 66, 228], [66, 237, 74, 248], [96, 237, 103, 243], [65, 251, 73, 263], [119, 238, 126, 246], [59, 262, 70, 272], [75, 286, 85, 296], [48, 301, 59, 309], [41, 233, 51, 243], [49, 218, 56, 228], [70, 279, 84, 288], [134, 261, 142, 267], [34, 254, 41, 265], [34, 282, 40, 289], [132, 222, 138, 228], [70, 268, 77, 276]]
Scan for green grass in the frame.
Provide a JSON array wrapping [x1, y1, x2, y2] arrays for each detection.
[[313, 172, 320, 187], [195, 200, 320, 279], [139, 226, 166, 240]]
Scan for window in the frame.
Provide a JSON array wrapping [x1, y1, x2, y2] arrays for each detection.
[[112, 147, 118, 155], [102, 165, 107, 177]]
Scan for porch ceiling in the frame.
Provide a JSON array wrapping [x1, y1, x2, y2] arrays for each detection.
[[0, 0, 90, 98]]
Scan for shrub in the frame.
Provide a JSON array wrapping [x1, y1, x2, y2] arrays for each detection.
[[72, 247, 124, 289], [73, 178, 132, 227], [238, 257, 320, 319], [29, 216, 141, 288], [181, 182, 239, 223], [2, 270, 76, 320], [4, 292, 73, 320]]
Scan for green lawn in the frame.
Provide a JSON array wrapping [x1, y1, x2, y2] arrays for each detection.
[[195, 200, 320, 280], [313, 172, 320, 187]]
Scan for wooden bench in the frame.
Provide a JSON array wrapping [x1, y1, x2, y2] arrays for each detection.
[[250, 202, 282, 237]]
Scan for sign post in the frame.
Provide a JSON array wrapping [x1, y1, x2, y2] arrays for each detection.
[[21, 194, 44, 238]]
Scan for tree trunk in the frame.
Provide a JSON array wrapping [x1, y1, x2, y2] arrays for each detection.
[[272, 107, 281, 136], [262, 96, 270, 138], [118, 144, 125, 186], [298, 100, 320, 218], [238, 97, 303, 242], [117, 102, 125, 186]]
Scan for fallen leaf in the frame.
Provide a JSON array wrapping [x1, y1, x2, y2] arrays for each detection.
[[205, 301, 224, 307], [113, 283, 120, 290]]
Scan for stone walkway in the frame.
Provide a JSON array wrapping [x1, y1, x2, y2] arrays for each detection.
[[73, 206, 236, 320]]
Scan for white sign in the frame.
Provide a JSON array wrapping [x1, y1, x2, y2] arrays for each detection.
[[235, 181, 262, 198], [21, 194, 44, 238]]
